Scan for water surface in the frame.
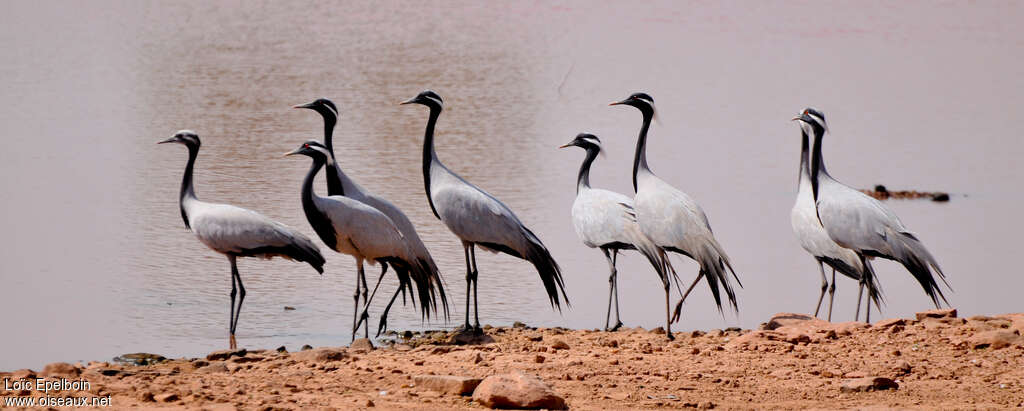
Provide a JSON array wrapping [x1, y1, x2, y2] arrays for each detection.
[[1, 1, 1022, 369]]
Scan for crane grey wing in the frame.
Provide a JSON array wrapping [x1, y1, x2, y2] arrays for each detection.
[[188, 203, 324, 271]]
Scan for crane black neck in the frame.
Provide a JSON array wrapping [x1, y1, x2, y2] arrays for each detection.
[[631, 109, 654, 192], [809, 125, 827, 200], [178, 143, 199, 229], [299, 154, 338, 250], [798, 128, 810, 183], [318, 113, 345, 197], [576, 147, 599, 193], [421, 105, 442, 219]]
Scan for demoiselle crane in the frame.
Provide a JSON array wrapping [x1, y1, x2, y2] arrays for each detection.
[[401, 90, 568, 332], [797, 108, 950, 322], [610, 93, 741, 327], [284, 140, 445, 339], [293, 98, 447, 335], [560, 133, 675, 335], [791, 118, 879, 321], [158, 131, 325, 349]]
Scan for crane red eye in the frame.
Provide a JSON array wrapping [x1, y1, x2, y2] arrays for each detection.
[[303, 144, 309, 148]]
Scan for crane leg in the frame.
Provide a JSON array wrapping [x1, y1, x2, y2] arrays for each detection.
[[228, 256, 237, 336], [854, 279, 864, 322], [611, 251, 623, 331], [601, 248, 615, 331], [358, 263, 370, 339], [355, 263, 388, 337], [469, 244, 481, 332], [461, 243, 473, 331], [814, 261, 828, 318], [351, 262, 364, 342], [826, 268, 837, 322], [377, 281, 404, 337], [664, 281, 674, 340], [229, 256, 246, 348]]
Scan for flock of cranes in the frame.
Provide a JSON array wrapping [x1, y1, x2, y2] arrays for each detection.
[[158, 91, 950, 346]]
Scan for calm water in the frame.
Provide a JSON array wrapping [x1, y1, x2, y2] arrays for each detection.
[[1, 1, 1022, 370]]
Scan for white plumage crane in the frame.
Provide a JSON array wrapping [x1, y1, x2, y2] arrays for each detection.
[[790, 118, 879, 321], [402, 90, 569, 332], [284, 140, 445, 339], [158, 130, 325, 349], [796, 108, 950, 322], [293, 98, 447, 336], [610, 93, 741, 327], [560, 133, 675, 336]]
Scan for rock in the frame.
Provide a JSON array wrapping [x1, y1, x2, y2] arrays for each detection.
[[968, 330, 1023, 349], [844, 370, 868, 379], [293, 347, 348, 362], [916, 308, 957, 321], [42, 362, 81, 377], [112, 353, 167, 366], [534, 354, 546, 363], [155, 393, 180, 402], [283, 306, 296, 310], [450, 330, 495, 345], [138, 391, 155, 402], [513, 321, 527, 328], [351, 338, 375, 352], [199, 362, 229, 373], [840, 376, 899, 392], [472, 352, 484, 364], [892, 361, 912, 376], [650, 327, 666, 335], [875, 318, 906, 328], [414, 375, 483, 395], [403, 330, 414, 339], [472, 371, 567, 410], [276, 346, 288, 353], [833, 321, 871, 336], [301, 344, 313, 351], [206, 348, 246, 361], [550, 340, 570, 350], [764, 313, 830, 331], [11, 369, 36, 379], [366, 399, 375, 407]]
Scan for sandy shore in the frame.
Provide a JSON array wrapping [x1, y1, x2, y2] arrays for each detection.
[[3, 309, 1023, 410]]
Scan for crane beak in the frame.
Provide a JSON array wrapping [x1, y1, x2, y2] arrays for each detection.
[[558, 143, 572, 149], [156, 137, 177, 144], [608, 100, 625, 106], [293, 102, 316, 110], [283, 148, 302, 157], [791, 116, 801, 121], [399, 98, 416, 105]]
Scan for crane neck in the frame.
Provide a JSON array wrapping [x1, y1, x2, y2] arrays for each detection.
[[299, 155, 338, 250], [420, 106, 442, 219], [798, 129, 811, 186], [178, 144, 199, 229], [631, 109, 654, 192], [576, 147, 599, 194], [809, 126, 828, 200], [320, 114, 345, 197]]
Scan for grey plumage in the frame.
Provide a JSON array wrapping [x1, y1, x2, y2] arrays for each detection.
[[402, 90, 568, 331], [158, 130, 324, 348], [798, 108, 949, 322], [285, 141, 443, 340], [294, 98, 447, 336], [790, 120, 874, 321], [561, 133, 674, 336], [611, 93, 741, 324]]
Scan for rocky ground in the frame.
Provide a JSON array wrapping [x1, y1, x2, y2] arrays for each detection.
[[3, 309, 1023, 410]]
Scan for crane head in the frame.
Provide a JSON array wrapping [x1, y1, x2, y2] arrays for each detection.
[[400, 90, 444, 110], [792, 108, 829, 135], [283, 140, 335, 165], [293, 98, 338, 121], [157, 130, 200, 147]]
